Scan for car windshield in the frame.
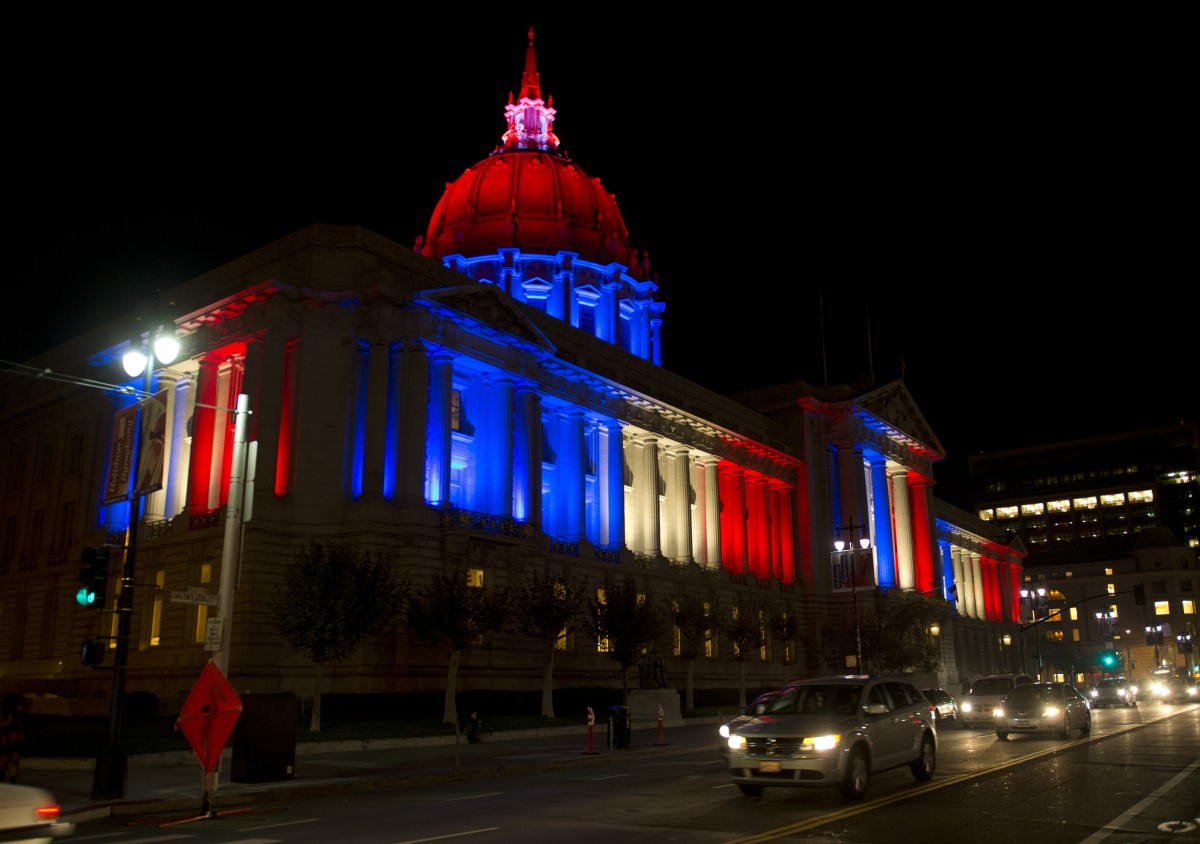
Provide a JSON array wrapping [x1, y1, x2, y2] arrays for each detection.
[[1006, 685, 1058, 705], [765, 684, 862, 716], [971, 678, 1014, 696], [1098, 679, 1124, 688]]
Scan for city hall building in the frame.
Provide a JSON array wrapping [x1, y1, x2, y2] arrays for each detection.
[[0, 33, 1024, 714]]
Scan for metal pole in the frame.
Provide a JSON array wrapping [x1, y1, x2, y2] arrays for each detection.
[[850, 550, 863, 671], [213, 393, 250, 679], [92, 338, 154, 800]]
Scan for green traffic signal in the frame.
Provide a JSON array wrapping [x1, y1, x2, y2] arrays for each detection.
[[77, 546, 110, 609]]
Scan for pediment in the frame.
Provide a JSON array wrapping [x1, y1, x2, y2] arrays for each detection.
[[421, 285, 556, 353], [855, 380, 945, 459]]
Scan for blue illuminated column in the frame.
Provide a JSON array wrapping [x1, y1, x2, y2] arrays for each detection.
[[512, 382, 542, 524], [560, 409, 586, 541], [598, 420, 623, 548], [869, 457, 895, 588], [425, 350, 454, 506], [482, 374, 514, 516]]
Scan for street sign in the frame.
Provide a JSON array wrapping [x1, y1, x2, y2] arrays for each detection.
[[175, 659, 243, 775], [170, 587, 217, 606], [204, 618, 223, 652]]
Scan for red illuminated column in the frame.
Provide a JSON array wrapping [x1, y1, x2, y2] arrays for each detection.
[[908, 474, 935, 595], [187, 356, 219, 513]]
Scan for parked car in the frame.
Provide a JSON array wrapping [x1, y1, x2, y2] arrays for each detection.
[[718, 689, 782, 757], [1089, 677, 1137, 708], [1152, 676, 1199, 703], [922, 688, 958, 723], [960, 674, 1034, 728], [993, 681, 1092, 740], [723, 674, 937, 801], [0, 782, 74, 843]]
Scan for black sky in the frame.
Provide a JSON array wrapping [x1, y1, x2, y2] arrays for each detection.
[[8, 11, 1194, 510]]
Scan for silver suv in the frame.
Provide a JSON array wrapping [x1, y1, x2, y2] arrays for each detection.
[[723, 675, 937, 800], [960, 674, 1033, 727]]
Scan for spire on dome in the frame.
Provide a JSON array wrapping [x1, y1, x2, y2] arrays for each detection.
[[497, 27, 561, 155]]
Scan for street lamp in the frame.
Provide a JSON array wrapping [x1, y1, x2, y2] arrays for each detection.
[[92, 318, 179, 800], [999, 633, 1012, 672], [834, 521, 871, 672], [1021, 588, 1047, 680]]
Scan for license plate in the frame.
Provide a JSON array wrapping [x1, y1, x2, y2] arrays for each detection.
[[1015, 720, 1031, 728], [758, 760, 781, 773]]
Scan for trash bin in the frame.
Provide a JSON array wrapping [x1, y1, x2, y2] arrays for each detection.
[[231, 692, 297, 782], [608, 705, 631, 749]]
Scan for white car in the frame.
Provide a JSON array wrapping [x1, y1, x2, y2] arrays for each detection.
[[960, 674, 1033, 728], [0, 782, 73, 843]]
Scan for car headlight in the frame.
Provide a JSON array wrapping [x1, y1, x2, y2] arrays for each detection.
[[1090, 690, 1098, 698], [961, 702, 973, 713], [993, 706, 1005, 718], [1043, 706, 1061, 717], [800, 734, 840, 752], [727, 735, 746, 751], [719, 724, 731, 739]]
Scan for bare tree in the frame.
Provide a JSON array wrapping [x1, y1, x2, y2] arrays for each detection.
[[404, 568, 508, 726], [586, 572, 665, 704], [666, 587, 719, 712], [512, 562, 587, 718], [269, 541, 403, 732], [724, 591, 765, 710]]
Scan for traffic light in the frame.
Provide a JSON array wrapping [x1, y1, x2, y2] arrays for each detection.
[[1133, 584, 1145, 606], [1100, 651, 1118, 669], [80, 638, 104, 666], [77, 546, 109, 609]]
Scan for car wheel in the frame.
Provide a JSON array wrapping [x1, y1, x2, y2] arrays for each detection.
[[841, 747, 870, 800], [1079, 713, 1091, 736], [995, 729, 1008, 740], [737, 783, 764, 797], [910, 734, 936, 781], [1057, 714, 1071, 740]]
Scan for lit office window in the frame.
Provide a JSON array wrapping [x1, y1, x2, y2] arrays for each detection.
[[1183, 600, 1195, 615], [1127, 489, 1154, 503], [978, 509, 994, 521], [1021, 503, 1045, 516], [1101, 493, 1125, 507], [150, 570, 165, 647], [996, 506, 1019, 520], [1047, 499, 1071, 513], [1154, 600, 1170, 616], [1074, 497, 1098, 510]]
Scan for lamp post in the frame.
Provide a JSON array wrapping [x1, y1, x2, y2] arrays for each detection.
[[1122, 629, 1134, 676], [834, 521, 871, 672], [1146, 624, 1163, 668], [1021, 588, 1047, 680], [92, 320, 179, 800], [999, 633, 1012, 672]]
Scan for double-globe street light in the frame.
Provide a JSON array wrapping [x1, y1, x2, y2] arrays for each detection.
[[833, 521, 872, 672], [92, 320, 180, 800]]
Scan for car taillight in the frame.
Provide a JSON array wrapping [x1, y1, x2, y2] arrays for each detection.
[[36, 804, 61, 820]]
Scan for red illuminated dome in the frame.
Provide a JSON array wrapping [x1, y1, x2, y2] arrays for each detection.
[[424, 151, 635, 268], [419, 27, 663, 365], [424, 29, 634, 268]]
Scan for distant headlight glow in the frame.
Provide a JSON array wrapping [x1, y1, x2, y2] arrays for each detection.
[[727, 735, 746, 751], [719, 724, 731, 738], [1042, 706, 1061, 717]]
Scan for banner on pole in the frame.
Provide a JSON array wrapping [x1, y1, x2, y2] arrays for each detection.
[[103, 405, 138, 504]]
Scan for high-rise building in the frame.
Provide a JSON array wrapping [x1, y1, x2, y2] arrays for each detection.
[[968, 424, 1199, 680]]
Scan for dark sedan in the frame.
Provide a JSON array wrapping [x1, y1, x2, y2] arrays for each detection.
[[994, 681, 1092, 740]]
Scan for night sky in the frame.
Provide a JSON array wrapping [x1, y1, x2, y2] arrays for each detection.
[[8, 11, 1193, 510]]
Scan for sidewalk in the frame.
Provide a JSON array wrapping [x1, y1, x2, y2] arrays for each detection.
[[22, 718, 723, 825]]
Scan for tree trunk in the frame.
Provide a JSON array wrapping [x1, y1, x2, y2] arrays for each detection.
[[442, 648, 461, 725], [541, 644, 556, 718], [310, 662, 324, 732], [685, 659, 696, 712]]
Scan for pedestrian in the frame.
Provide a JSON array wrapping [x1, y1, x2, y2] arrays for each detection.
[[464, 711, 482, 744], [0, 693, 29, 783]]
